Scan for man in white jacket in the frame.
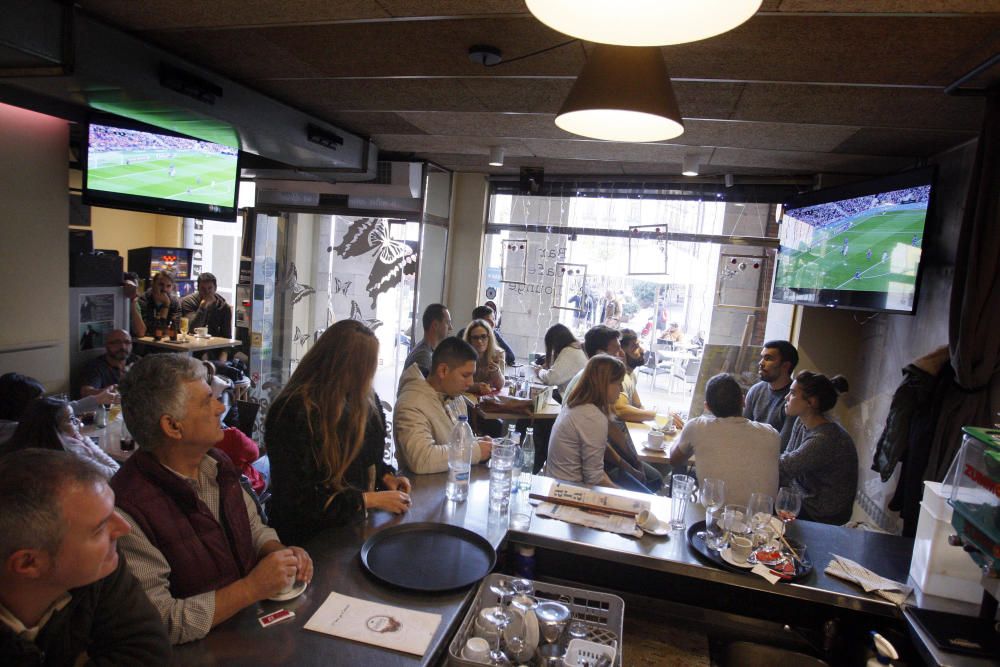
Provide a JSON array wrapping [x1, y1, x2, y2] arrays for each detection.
[[394, 337, 493, 474]]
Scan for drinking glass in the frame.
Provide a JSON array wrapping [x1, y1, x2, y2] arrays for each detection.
[[720, 504, 750, 545], [669, 474, 695, 530], [534, 601, 571, 649], [746, 493, 774, 564], [775, 486, 802, 539], [179, 316, 190, 337], [486, 579, 515, 665], [698, 478, 726, 547]]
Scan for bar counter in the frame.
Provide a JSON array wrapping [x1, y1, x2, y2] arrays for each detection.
[[172, 468, 958, 665]]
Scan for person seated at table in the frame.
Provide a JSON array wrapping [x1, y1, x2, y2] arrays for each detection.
[[661, 322, 684, 345], [613, 328, 656, 423], [114, 354, 313, 644], [402, 303, 453, 377], [6, 397, 119, 478], [200, 362, 266, 497], [744, 340, 799, 451], [266, 320, 412, 544], [459, 305, 516, 366], [545, 354, 625, 488], [0, 450, 171, 664], [668, 373, 779, 507], [462, 319, 505, 396], [395, 337, 492, 474], [779, 370, 857, 525], [562, 325, 623, 399], [0, 373, 117, 446], [80, 328, 135, 398], [136, 270, 181, 339], [180, 272, 233, 360], [532, 323, 586, 400]]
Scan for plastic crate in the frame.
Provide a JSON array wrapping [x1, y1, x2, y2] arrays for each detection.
[[448, 573, 624, 666]]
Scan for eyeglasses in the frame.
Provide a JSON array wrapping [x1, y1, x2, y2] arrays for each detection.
[[68, 416, 82, 428], [470, 334, 489, 342]]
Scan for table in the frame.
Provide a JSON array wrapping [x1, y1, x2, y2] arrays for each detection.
[[625, 420, 677, 464], [466, 393, 561, 422], [136, 335, 242, 355], [81, 413, 134, 462]]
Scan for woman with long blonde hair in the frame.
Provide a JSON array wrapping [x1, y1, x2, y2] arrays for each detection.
[[544, 354, 625, 487], [266, 320, 411, 543], [463, 318, 505, 395]]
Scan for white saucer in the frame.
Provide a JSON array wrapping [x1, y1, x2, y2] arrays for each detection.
[[193, 334, 212, 339], [268, 579, 308, 602], [720, 547, 753, 569], [641, 522, 671, 536], [642, 444, 668, 452]]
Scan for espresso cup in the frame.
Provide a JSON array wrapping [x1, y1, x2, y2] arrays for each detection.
[[729, 536, 753, 563], [462, 637, 491, 663], [647, 429, 665, 449], [194, 327, 209, 337]]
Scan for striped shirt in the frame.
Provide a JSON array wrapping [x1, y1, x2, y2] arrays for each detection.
[[117, 455, 277, 644]]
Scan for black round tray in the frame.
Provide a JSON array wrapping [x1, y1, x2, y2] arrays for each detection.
[[686, 521, 812, 582], [360, 522, 496, 592]]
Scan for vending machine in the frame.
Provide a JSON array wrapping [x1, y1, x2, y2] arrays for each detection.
[[127, 246, 196, 297]]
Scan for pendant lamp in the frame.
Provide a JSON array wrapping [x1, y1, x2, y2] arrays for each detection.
[[526, 0, 763, 47], [555, 45, 683, 143]]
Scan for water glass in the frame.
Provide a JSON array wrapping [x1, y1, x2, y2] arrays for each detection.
[[669, 474, 695, 530], [705, 506, 727, 550], [489, 442, 517, 512], [720, 504, 750, 543]]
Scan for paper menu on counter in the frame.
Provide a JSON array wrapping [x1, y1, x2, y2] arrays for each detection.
[[535, 503, 643, 537], [550, 482, 651, 514], [304, 592, 441, 655]]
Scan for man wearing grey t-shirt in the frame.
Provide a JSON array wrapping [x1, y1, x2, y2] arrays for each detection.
[[743, 340, 798, 451]]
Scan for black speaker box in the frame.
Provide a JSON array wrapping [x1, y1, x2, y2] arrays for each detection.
[[70, 252, 123, 287]]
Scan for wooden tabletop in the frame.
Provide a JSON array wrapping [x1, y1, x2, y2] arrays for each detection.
[[625, 420, 678, 464], [136, 335, 242, 354]]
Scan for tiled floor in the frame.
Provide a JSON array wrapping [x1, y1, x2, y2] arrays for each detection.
[[622, 609, 711, 667]]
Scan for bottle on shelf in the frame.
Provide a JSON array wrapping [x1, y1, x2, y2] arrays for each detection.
[[519, 427, 535, 492], [446, 415, 475, 502]]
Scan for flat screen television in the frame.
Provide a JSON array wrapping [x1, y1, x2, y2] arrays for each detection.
[[82, 117, 240, 221], [772, 167, 936, 315]]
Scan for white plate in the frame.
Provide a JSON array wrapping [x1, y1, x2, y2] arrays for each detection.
[[267, 578, 308, 601], [720, 547, 753, 569], [642, 443, 668, 452]]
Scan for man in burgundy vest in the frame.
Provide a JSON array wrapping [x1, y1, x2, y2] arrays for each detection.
[[112, 355, 313, 644]]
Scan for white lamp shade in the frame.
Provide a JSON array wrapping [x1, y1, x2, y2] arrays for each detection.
[[488, 147, 505, 166], [526, 0, 763, 46], [555, 45, 684, 143], [682, 155, 699, 176]]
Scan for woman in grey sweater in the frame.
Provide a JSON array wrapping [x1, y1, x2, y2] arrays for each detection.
[[779, 371, 857, 525]]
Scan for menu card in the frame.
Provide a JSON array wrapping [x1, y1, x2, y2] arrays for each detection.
[[534, 483, 650, 537], [304, 592, 441, 655]]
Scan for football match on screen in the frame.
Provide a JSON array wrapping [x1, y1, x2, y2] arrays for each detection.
[[86, 124, 238, 207], [775, 185, 930, 295]]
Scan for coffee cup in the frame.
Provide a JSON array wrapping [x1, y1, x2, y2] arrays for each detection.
[[647, 429, 665, 449], [462, 637, 491, 663], [729, 536, 753, 563], [194, 327, 209, 338]]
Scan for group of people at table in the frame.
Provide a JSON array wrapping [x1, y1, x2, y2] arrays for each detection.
[[0, 294, 858, 663]]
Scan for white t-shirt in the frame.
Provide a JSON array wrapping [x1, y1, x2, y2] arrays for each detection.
[[670, 414, 779, 507]]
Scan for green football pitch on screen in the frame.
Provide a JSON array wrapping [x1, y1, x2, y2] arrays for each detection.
[[87, 151, 237, 207], [776, 207, 925, 294]]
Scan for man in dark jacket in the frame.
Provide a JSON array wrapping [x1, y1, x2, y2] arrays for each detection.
[[181, 272, 234, 360], [115, 354, 312, 644], [0, 449, 170, 665]]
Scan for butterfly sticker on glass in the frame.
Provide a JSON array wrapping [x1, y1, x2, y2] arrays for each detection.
[[333, 277, 352, 296], [282, 262, 315, 306], [348, 300, 382, 331], [333, 218, 417, 309], [292, 326, 311, 347]]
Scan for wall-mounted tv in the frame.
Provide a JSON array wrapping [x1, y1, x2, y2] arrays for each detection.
[[772, 167, 936, 315], [82, 117, 240, 221]]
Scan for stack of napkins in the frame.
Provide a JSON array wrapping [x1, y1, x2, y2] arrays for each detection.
[[305, 592, 441, 655], [825, 554, 912, 605]]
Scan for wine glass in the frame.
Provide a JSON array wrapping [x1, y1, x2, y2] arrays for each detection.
[[775, 486, 802, 540], [746, 492, 774, 564], [486, 579, 515, 665], [696, 478, 725, 542]]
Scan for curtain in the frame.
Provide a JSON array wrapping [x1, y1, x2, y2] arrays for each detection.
[[927, 90, 1000, 479]]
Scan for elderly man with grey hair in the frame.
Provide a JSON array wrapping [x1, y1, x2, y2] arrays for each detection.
[[112, 354, 313, 644], [0, 449, 170, 663]]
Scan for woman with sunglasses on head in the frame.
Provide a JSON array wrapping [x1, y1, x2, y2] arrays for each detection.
[[6, 396, 119, 478], [779, 370, 857, 525], [462, 319, 505, 396], [266, 320, 411, 545]]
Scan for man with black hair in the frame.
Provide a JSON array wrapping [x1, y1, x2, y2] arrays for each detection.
[[562, 325, 622, 399], [0, 450, 171, 664], [394, 337, 492, 474], [402, 304, 453, 377], [669, 373, 779, 507], [613, 329, 656, 423], [744, 340, 800, 451]]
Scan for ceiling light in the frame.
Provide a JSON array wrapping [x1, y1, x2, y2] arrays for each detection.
[[488, 147, 505, 166], [555, 45, 684, 143], [526, 0, 763, 46], [682, 155, 699, 176]]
